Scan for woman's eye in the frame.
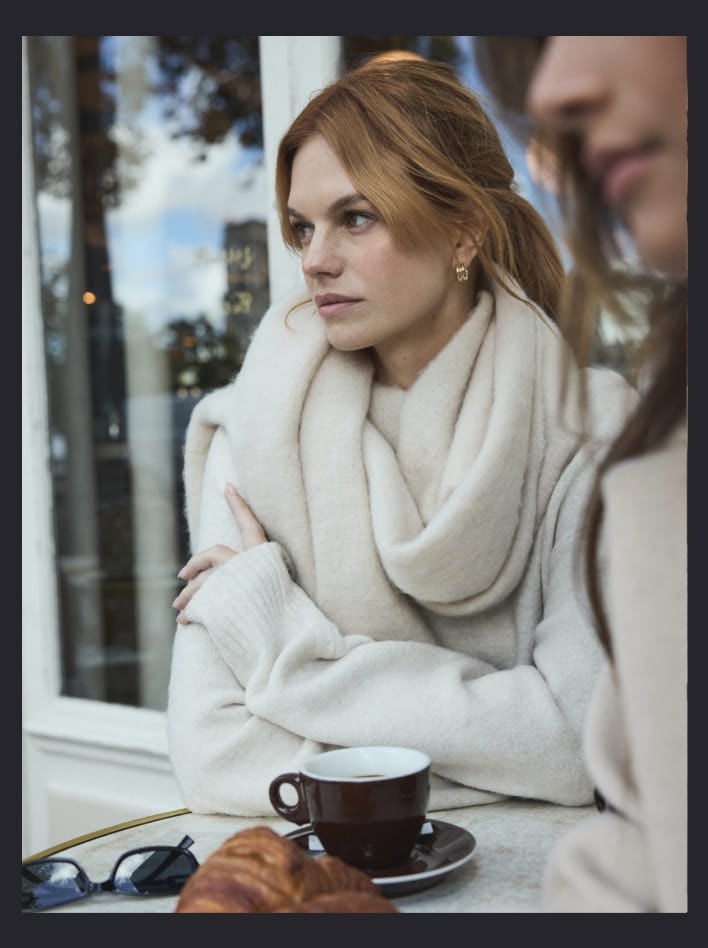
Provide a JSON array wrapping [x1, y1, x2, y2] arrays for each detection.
[[291, 221, 313, 245], [346, 211, 372, 229]]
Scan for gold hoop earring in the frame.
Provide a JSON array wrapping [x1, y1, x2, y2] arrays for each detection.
[[455, 263, 469, 283]]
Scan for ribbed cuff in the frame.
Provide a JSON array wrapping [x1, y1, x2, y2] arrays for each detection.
[[184, 542, 294, 683]]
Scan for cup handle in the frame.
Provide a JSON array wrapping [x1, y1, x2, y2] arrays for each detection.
[[269, 772, 310, 825]]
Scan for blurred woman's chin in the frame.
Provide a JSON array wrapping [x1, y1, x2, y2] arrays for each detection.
[[626, 204, 688, 280]]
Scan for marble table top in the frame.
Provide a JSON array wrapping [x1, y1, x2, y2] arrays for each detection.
[[23, 798, 594, 914]]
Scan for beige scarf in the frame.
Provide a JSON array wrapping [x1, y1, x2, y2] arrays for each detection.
[[185, 280, 589, 643]]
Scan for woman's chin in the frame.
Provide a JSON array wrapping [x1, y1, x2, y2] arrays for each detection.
[[625, 215, 687, 281], [324, 327, 372, 353]]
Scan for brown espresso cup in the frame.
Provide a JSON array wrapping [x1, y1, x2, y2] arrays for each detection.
[[268, 746, 431, 870]]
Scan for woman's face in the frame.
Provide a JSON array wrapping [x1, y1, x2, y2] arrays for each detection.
[[527, 36, 687, 278], [287, 135, 473, 388]]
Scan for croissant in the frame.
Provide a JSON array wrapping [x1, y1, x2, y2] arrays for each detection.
[[175, 825, 398, 913]]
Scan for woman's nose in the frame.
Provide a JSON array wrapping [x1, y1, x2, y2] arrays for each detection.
[[301, 230, 342, 279], [527, 37, 608, 129]]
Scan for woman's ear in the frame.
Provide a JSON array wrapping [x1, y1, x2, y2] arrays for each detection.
[[455, 227, 485, 269]]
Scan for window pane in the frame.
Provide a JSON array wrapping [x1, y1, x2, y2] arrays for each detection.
[[27, 35, 267, 709]]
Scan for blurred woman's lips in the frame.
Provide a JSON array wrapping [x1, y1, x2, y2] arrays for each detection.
[[585, 143, 659, 207], [314, 294, 360, 318]]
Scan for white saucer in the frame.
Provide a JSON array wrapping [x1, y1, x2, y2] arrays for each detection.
[[285, 818, 476, 897]]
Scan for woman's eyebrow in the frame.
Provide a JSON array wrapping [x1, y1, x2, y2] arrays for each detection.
[[286, 192, 368, 220]]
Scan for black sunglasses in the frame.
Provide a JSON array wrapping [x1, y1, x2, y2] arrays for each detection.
[[22, 834, 199, 911]]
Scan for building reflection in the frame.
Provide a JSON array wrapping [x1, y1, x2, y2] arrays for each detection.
[[51, 213, 269, 707]]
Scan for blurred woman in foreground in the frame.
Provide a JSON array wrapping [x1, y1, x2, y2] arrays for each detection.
[[476, 35, 687, 912]]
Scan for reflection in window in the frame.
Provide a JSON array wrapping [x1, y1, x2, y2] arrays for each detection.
[[27, 35, 268, 709]]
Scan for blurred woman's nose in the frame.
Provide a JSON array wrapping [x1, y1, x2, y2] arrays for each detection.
[[301, 228, 342, 279], [527, 37, 608, 128]]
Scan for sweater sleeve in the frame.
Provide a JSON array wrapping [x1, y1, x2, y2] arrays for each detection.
[[168, 430, 604, 814]]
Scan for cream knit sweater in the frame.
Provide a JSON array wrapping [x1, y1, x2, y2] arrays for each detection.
[[541, 422, 687, 911], [167, 281, 636, 816]]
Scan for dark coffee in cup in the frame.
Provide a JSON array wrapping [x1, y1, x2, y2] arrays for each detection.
[[269, 746, 430, 870]]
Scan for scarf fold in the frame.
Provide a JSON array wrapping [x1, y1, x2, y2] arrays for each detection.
[[186, 280, 585, 641]]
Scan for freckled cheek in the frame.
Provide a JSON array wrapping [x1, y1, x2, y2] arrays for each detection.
[[365, 251, 421, 296]]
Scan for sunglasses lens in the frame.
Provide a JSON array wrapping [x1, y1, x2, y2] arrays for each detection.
[[22, 859, 89, 910], [113, 848, 196, 895]]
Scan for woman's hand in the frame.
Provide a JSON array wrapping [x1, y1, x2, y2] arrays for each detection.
[[173, 483, 267, 622]]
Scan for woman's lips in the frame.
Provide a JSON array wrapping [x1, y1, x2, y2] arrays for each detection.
[[314, 295, 359, 318], [586, 144, 658, 207], [603, 151, 656, 205]]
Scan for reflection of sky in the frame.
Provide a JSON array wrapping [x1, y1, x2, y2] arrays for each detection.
[[44, 861, 80, 881], [113, 851, 149, 891], [39, 126, 268, 336], [107, 111, 267, 334]]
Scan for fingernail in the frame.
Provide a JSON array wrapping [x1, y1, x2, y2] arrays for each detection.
[[225, 482, 238, 496], [177, 568, 185, 578]]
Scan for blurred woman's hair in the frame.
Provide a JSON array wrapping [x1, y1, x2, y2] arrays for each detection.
[[474, 36, 687, 655], [275, 58, 564, 322]]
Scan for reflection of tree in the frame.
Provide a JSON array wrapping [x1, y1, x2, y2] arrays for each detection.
[[166, 316, 243, 393], [28, 35, 262, 203], [28, 34, 266, 439], [154, 37, 262, 157], [27, 37, 73, 199]]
